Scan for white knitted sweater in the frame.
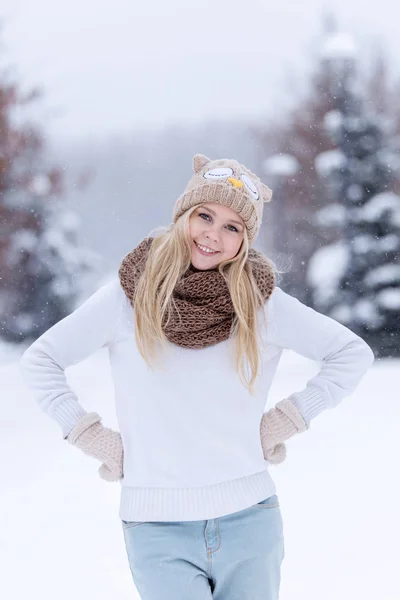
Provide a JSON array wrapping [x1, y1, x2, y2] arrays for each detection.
[[19, 280, 374, 521]]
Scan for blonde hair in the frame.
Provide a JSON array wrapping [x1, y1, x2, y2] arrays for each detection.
[[133, 205, 278, 395]]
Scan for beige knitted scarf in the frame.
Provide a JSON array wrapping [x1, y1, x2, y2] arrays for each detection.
[[118, 237, 275, 349]]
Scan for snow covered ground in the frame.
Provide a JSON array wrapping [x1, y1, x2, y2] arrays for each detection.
[[1, 343, 398, 599]]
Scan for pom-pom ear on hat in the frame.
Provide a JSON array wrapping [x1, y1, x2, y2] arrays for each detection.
[[262, 184, 273, 203], [193, 154, 211, 173]]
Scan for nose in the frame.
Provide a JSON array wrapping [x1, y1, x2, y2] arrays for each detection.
[[204, 221, 220, 244], [205, 228, 219, 243]]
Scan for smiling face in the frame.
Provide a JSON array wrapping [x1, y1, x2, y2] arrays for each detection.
[[188, 202, 245, 270]]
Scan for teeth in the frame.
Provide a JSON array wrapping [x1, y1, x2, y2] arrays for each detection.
[[196, 242, 218, 254]]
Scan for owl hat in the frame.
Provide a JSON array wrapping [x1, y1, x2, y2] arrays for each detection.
[[172, 153, 273, 244]]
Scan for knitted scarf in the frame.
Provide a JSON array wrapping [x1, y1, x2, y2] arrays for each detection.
[[118, 237, 275, 349]]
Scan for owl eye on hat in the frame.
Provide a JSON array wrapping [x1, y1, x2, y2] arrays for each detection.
[[172, 153, 273, 244]]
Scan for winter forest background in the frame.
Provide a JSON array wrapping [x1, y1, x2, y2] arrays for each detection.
[[1, 13, 399, 356], [1, 2, 399, 599]]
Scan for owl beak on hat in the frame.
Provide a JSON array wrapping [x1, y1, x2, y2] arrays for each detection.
[[228, 177, 244, 189]]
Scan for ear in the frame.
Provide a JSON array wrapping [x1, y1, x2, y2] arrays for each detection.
[[262, 184, 273, 203], [193, 154, 211, 173]]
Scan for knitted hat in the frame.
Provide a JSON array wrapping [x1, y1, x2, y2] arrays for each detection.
[[172, 154, 273, 244]]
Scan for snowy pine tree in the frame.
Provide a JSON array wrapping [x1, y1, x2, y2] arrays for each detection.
[[0, 42, 96, 343], [308, 27, 400, 357], [254, 30, 339, 301]]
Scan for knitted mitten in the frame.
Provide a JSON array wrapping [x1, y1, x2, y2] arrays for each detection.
[[264, 442, 287, 465], [260, 398, 308, 465], [67, 413, 124, 482]]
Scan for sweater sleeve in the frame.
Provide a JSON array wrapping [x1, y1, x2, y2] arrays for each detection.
[[266, 287, 375, 427], [19, 279, 124, 439]]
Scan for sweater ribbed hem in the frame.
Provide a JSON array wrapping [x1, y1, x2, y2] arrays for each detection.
[[119, 469, 276, 522], [288, 388, 327, 427], [48, 399, 88, 439]]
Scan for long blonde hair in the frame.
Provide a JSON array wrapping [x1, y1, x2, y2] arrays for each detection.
[[133, 205, 278, 394]]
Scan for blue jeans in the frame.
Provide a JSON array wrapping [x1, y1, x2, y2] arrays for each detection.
[[122, 494, 284, 599]]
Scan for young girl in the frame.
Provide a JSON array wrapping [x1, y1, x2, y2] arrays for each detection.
[[19, 153, 374, 600]]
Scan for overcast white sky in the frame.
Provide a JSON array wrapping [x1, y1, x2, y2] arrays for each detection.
[[1, 0, 400, 142]]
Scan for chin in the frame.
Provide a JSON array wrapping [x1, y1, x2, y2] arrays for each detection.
[[190, 256, 220, 270]]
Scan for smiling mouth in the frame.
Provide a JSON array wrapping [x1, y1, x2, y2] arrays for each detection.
[[194, 241, 220, 255]]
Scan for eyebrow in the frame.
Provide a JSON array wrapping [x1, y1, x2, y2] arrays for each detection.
[[199, 207, 244, 228]]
